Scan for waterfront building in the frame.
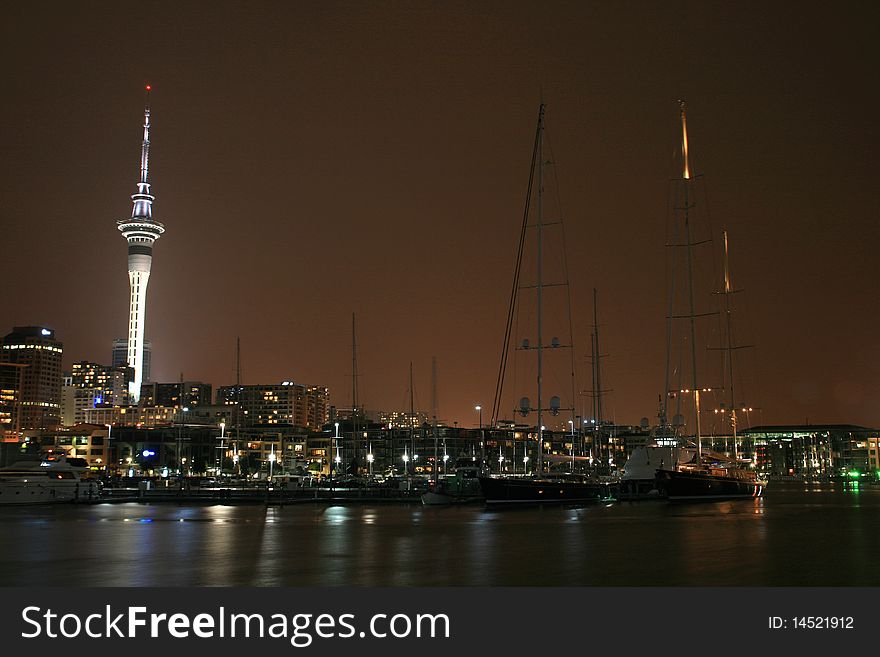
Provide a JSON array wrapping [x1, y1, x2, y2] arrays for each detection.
[[217, 382, 330, 430], [116, 86, 165, 402], [44, 424, 110, 469], [0, 326, 64, 431], [742, 424, 879, 476]]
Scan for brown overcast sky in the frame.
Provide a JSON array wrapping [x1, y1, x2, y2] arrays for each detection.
[[1, 1, 878, 429]]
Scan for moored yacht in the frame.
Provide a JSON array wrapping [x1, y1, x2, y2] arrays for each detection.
[[620, 443, 695, 499], [478, 104, 612, 507], [0, 457, 101, 504], [653, 102, 766, 502], [656, 462, 765, 501]]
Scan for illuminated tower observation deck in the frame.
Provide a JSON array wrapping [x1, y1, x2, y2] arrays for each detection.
[[117, 85, 165, 402]]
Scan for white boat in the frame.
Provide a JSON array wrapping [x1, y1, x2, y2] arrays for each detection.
[[0, 457, 101, 504], [621, 444, 696, 497]]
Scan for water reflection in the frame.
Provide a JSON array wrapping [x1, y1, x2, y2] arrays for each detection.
[[1, 483, 878, 586]]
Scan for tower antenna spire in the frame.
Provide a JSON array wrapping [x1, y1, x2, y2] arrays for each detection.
[[139, 84, 152, 187]]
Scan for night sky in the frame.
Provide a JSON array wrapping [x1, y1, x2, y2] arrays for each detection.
[[2, 1, 878, 429]]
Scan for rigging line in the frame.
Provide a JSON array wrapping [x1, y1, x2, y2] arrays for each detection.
[[491, 106, 541, 427]]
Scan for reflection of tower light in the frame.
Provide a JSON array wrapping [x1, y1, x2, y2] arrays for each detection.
[[117, 85, 165, 402]]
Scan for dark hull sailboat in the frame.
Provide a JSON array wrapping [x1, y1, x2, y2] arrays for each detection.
[[651, 102, 768, 504], [482, 105, 600, 506], [479, 475, 611, 505], [656, 467, 765, 501]]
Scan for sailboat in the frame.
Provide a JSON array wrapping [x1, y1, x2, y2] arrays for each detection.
[[654, 102, 767, 501], [421, 358, 484, 505], [478, 104, 611, 505]]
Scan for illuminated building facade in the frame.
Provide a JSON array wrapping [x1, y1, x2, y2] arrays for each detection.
[[217, 382, 330, 429], [70, 361, 133, 405], [140, 381, 213, 408], [117, 86, 165, 402], [376, 410, 429, 429], [742, 424, 879, 476], [1, 326, 64, 431], [61, 361, 133, 425]]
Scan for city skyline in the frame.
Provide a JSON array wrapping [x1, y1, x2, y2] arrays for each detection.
[[2, 2, 878, 428]]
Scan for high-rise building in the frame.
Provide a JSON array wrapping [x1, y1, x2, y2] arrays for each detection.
[[1, 326, 64, 431], [112, 338, 151, 384], [62, 361, 134, 425], [70, 361, 133, 405], [139, 381, 213, 408], [117, 86, 165, 402], [216, 382, 330, 430], [376, 410, 430, 429]]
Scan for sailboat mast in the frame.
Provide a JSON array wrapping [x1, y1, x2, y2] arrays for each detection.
[[351, 313, 359, 471], [593, 288, 604, 465], [535, 104, 545, 475], [722, 230, 739, 461], [432, 356, 439, 478], [680, 101, 702, 467], [352, 313, 359, 412], [231, 337, 242, 474], [409, 361, 415, 473]]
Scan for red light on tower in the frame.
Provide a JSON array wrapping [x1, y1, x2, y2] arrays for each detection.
[[145, 84, 152, 91]]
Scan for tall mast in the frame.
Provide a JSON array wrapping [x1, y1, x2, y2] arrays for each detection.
[[351, 313, 359, 470], [409, 362, 415, 473], [351, 313, 359, 412], [535, 104, 545, 475], [722, 229, 739, 461], [680, 101, 702, 466], [235, 336, 242, 469], [431, 356, 438, 478], [592, 289, 604, 464]]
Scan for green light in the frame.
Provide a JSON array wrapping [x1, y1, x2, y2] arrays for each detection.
[[847, 470, 860, 479]]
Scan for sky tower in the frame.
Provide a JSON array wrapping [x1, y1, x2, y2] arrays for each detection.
[[117, 85, 165, 402]]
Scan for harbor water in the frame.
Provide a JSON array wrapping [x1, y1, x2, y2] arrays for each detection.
[[1, 482, 877, 586]]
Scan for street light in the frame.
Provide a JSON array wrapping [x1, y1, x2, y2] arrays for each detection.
[[177, 406, 190, 476], [475, 404, 483, 469], [367, 447, 374, 478], [333, 422, 341, 475], [219, 420, 226, 476], [105, 423, 112, 479]]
